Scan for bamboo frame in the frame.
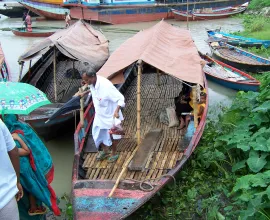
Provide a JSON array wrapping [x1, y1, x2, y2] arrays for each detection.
[[53, 46, 57, 102], [108, 59, 143, 198], [79, 87, 84, 129], [18, 61, 24, 82], [192, 86, 198, 128]]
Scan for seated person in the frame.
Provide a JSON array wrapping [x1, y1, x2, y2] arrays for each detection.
[[186, 92, 207, 128], [174, 85, 192, 130]]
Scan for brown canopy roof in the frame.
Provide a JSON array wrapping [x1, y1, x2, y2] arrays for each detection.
[[18, 20, 109, 72], [97, 20, 204, 86]]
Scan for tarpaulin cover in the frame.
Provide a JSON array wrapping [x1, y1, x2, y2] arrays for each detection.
[[18, 20, 109, 73], [97, 20, 204, 86]]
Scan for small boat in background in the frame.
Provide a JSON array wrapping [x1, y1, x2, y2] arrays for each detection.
[[200, 52, 260, 92], [206, 29, 270, 48], [171, 2, 247, 21], [11, 27, 61, 37], [0, 43, 10, 81], [209, 41, 270, 72]]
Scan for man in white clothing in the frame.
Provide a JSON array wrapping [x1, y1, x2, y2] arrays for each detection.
[[78, 69, 125, 162], [0, 119, 23, 220]]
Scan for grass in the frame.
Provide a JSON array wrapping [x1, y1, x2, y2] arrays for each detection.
[[232, 15, 270, 58]]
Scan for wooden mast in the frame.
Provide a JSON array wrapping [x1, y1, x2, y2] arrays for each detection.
[[108, 59, 143, 198], [53, 46, 57, 102]]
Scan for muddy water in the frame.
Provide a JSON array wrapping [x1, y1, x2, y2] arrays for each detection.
[[0, 16, 243, 202]]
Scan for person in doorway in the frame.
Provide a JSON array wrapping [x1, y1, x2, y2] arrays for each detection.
[[3, 114, 60, 217], [22, 12, 27, 30], [64, 12, 71, 28], [76, 66, 125, 162], [25, 13, 32, 32], [174, 84, 192, 130], [0, 118, 23, 220], [185, 92, 207, 128]]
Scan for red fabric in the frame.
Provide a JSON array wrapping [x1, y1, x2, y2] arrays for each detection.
[[45, 166, 54, 184], [12, 129, 60, 216], [29, 151, 36, 171]]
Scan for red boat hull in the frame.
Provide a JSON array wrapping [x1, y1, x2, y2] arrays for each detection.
[[12, 29, 55, 37], [20, 2, 65, 20], [69, 7, 173, 24]]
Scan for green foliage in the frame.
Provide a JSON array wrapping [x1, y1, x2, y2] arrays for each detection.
[[130, 72, 270, 219], [58, 194, 73, 220], [248, 0, 270, 10]]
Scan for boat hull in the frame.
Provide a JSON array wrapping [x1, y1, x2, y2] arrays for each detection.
[[211, 51, 270, 72], [20, 105, 77, 141], [20, 0, 69, 20], [206, 30, 270, 48], [210, 42, 270, 72], [206, 74, 259, 91], [201, 54, 260, 92], [172, 6, 246, 21], [11, 28, 55, 37], [72, 68, 209, 219], [18, 0, 248, 23]]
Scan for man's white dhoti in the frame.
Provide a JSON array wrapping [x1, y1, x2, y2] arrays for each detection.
[[92, 127, 122, 150], [89, 75, 125, 150]]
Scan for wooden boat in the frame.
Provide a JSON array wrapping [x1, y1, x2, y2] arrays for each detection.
[[206, 29, 270, 48], [200, 53, 260, 92], [0, 43, 10, 82], [19, 20, 109, 140], [11, 27, 60, 37], [171, 3, 247, 21], [72, 21, 208, 219], [19, 0, 69, 20], [209, 41, 270, 72]]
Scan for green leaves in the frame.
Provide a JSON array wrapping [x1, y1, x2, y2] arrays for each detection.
[[247, 150, 267, 173], [252, 100, 270, 113], [232, 160, 246, 172]]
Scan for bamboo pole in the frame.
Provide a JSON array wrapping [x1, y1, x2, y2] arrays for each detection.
[[192, 86, 198, 128], [108, 60, 143, 198], [108, 145, 139, 198], [79, 87, 84, 130], [136, 59, 142, 146], [53, 47, 57, 102], [18, 61, 24, 82], [28, 60, 32, 79]]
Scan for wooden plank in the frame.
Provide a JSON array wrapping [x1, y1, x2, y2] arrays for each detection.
[[129, 129, 163, 171], [82, 154, 91, 168]]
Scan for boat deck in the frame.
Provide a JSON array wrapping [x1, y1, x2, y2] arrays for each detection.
[[217, 48, 265, 65], [81, 73, 195, 181]]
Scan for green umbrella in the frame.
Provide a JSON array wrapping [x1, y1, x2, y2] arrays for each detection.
[[0, 81, 50, 115]]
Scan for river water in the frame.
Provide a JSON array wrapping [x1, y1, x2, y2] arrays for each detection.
[[0, 15, 243, 215]]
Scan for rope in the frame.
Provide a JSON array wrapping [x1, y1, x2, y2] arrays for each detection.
[[126, 174, 176, 191], [126, 174, 177, 219]]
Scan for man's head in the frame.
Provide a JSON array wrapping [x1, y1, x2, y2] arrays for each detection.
[[65, 12, 68, 16], [81, 63, 97, 86]]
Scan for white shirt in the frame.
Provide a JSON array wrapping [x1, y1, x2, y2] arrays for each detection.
[[0, 119, 18, 209], [89, 75, 125, 129]]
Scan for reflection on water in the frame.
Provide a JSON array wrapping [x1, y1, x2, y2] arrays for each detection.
[[0, 16, 243, 199]]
